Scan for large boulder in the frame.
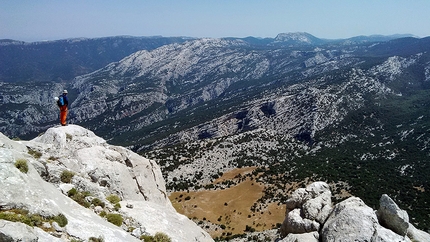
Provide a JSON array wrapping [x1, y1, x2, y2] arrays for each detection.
[[280, 182, 332, 237], [27, 124, 169, 205], [377, 194, 409, 236], [377, 194, 430, 242], [321, 197, 409, 242]]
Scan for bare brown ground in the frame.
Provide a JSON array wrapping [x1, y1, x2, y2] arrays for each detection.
[[169, 167, 286, 238]]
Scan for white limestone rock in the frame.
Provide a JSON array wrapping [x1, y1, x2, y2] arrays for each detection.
[[285, 181, 331, 210], [302, 190, 332, 224], [321, 197, 408, 242], [280, 231, 319, 242], [281, 181, 332, 237], [0, 220, 38, 242], [281, 208, 320, 235], [120, 200, 213, 242], [407, 224, 430, 242], [376, 194, 430, 241], [0, 125, 213, 242]]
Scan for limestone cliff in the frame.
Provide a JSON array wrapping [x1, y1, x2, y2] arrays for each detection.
[[0, 125, 213, 242]]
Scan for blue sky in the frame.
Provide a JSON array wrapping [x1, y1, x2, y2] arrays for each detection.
[[1, 0, 429, 41]]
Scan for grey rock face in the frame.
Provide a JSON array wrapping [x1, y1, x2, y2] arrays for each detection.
[[0, 220, 38, 242], [321, 197, 407, 242], [280, 231, 319, 242], [376, 194, 430, 242], [280, 182, 332, 237], [282, 208, 320, 234], [377, 194, 410, 236]]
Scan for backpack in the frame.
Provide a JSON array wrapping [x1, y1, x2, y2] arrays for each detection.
[[57, 95, 65, 107]]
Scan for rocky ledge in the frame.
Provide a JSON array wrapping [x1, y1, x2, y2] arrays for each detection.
[[278, 181, 430, 242], [0, 125, 212, 242]]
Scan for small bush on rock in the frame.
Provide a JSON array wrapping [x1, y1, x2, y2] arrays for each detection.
[[28, 148, 42, 159], [88, 237, 104, 242], [154, 232, 171, 242], [114, 202, 121, 211], [15, 159, 29, 173], [140, 232, 171, 242], [52, 213, 68, 227], [99, 211, 107, 217], [67, 188, 77, 197], [106, 194, 121, 204], [106, 213, 123, 226], [67, 188, 91, 208], [91, 198, 105, 208], [60, 170, 75, 183]]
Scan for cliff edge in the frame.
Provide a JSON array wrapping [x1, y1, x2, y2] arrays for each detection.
[[0, 124, 213, 242]]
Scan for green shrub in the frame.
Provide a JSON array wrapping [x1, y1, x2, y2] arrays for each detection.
[[88, 237, 103, 242], [91, 198, 105, 208], [106, 194, 121, 204], [153, 232, 171, 242], [15, 159, 29, 173], [140, 232, 171, 242], [53, 213, 68, 227], [140, 235, 154, 242], [0, 209, 46, 227], [67, 188, 77, 197], [114, 203, 121, 211], [68, 188, 91, 208], [60, 170, 75, 183], [72, 193, 91, 208], [106, 213, 123, 226], [99, 211, 107, 217], [28, 148, 42, 159]]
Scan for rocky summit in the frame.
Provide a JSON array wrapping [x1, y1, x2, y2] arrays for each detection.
[[0, 125, 212, 242]]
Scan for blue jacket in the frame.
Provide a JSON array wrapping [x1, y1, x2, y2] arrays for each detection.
[[60, 94, 69, 106]]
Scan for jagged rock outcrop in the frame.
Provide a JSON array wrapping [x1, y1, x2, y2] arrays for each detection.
[[280, 182, 430, 242], [280, 181, 332, 237], [377, 194, 430, 242], [0, 125, 213, 242], [321, 197, 407, 242]]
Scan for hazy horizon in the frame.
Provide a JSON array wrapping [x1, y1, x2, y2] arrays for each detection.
[[1, 0, 429, 42]]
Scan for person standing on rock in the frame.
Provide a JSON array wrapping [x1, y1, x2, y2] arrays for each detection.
[[56, 90, 69, 126]]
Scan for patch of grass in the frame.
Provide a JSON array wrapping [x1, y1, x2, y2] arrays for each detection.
[[106, 194, 121, 204], [52, 213, 68, 227], [15, 159, 29, 173], [140, 232, 172, 242], [91, 198, 105, 208], [67, 188, 91, 208], [106, 213, 123, 226], [28, 148, 42, 159], [0, 209, 67, 229], [99, 211, 107, 217], [48, 156, 58, 161], [114, 203, 121, 211], [60, 170, 75, 183], [66, 133, 73, 141], [88, 237, 104, 242]]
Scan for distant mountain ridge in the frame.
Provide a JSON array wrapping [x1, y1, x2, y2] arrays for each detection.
[[0, 36, 192, 83], [0, 33, 414, 84]]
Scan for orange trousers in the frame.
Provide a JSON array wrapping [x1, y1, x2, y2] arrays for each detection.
[[60, 106, 68, 125]]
